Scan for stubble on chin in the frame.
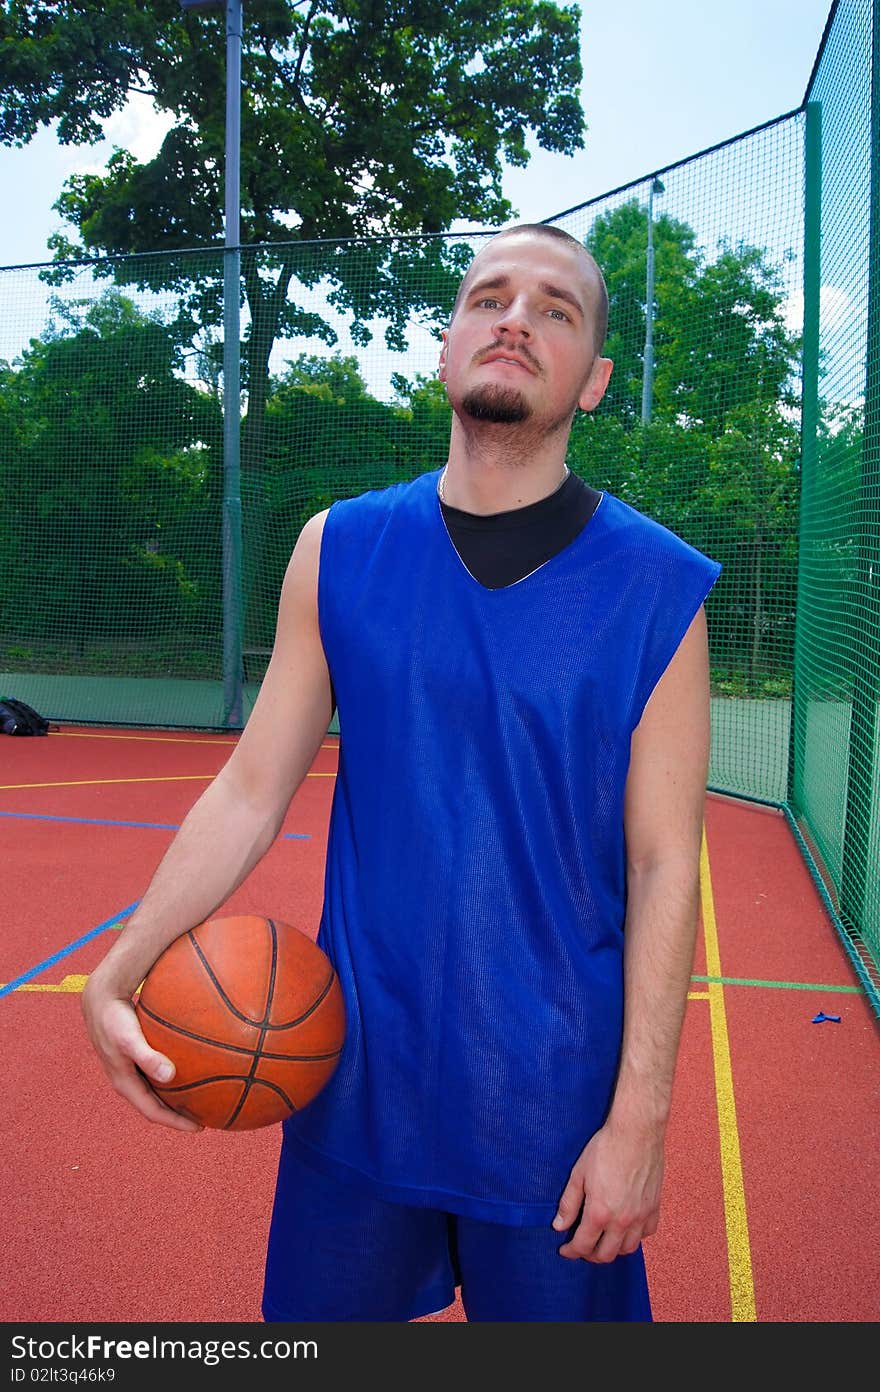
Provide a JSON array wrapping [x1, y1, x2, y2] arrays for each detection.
[[460, 384, 531, 424]]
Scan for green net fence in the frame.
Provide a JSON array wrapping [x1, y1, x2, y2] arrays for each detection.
[[794, 0, 880, 1004], [0, 0, 877, 1008], [0, 123, 807, 755], [550, 113, 806, 808]]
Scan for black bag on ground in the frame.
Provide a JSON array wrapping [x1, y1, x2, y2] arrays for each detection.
[[0, 697, 51, 735]]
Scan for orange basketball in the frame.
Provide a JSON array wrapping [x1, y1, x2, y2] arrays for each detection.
[[134, 914, 345, 1131]]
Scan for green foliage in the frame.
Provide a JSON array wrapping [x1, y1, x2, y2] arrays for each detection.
[[587, 200, 801, 428], [240, 355, 451, 647], [3, 1, 584, 242], [0, 290, 222, 646], [1, 0, 585, 483], [586, 201, 699, 424], [0, 191, 811, 691], [573, 199, 804, 684]]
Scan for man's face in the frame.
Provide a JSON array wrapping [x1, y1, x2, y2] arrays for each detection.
[[438, 232, 609, 432]]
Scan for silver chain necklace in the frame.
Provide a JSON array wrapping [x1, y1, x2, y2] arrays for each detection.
[[438, 465, 570, 506]]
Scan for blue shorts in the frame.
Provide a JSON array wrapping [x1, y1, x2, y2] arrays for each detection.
[[261, 1142, 652, 1323]]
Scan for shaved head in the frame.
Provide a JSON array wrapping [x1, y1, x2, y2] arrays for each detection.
[[451, 224, 609, 355]]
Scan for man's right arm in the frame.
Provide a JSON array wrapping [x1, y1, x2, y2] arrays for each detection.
[[81, 508, 333, 1131]]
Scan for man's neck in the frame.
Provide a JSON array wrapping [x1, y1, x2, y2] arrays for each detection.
[[442, 418, 573, 515]]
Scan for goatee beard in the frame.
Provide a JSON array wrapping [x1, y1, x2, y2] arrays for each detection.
[[461, 384, 531, 424]]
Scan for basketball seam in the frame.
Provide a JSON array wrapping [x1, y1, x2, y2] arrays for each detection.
[[155, 1075, 298, 1131], [187, 922, 337, 1029], [136, 1000, 342, 1061], [225, 918, 281, 1128]]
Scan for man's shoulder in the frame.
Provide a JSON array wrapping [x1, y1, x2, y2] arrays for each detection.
[[598, 491, 717, 570], [326, 470, 436, 531]]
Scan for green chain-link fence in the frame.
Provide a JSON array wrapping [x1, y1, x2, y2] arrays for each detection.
[[792, 0, 880, 1009]]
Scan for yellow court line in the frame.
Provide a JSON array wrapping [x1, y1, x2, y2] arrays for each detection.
[[54, 731, 238, 745], [700, 823, 757, 1322], [2, 975, 88, 993], [1, 771, 337, 791], [1, 774, 216, 791]]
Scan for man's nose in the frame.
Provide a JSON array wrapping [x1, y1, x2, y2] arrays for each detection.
[[492, 296, 531, 337]]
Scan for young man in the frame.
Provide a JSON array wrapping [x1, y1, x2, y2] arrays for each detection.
[[82, 223, 722, 1322]]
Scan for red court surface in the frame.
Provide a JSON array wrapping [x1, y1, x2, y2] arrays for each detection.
[[2, 726, 878, 1324]]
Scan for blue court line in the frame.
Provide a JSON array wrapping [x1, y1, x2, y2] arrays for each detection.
[[0, 900, 140, 1000], [1, 810, 179, 830], [0, 810, 309, 838]]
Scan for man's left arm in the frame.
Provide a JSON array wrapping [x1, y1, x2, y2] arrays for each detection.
[[554, 604, 711, 1262]]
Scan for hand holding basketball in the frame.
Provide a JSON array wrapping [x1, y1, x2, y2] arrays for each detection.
[[134, 914, 345, 1131]]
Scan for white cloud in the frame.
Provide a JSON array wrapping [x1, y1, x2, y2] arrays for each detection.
[[63, 91, 175, 177], [782, 285, 855, 335], [104, 90, 175, 163]]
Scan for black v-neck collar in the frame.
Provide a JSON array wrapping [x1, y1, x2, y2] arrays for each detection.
[[437, 470, 603, 590]]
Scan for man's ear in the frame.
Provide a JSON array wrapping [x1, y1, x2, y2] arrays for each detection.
[[578, 356, 613, 413], [438, 327, 449, 382]]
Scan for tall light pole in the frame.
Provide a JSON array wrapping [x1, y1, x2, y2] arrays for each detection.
[[641, 176, 665, 425], [180, 0, 243, 727]]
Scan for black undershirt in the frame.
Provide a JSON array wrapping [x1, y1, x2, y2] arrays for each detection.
[[438, 469, 602, 589], [328, 472, 602, 714]]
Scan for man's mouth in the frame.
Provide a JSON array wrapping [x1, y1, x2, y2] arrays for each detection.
[[478, 350, 537, 374]]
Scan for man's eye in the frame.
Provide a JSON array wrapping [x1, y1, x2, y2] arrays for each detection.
[[477, 298, 502, 309], [548, 308, 569, 321]]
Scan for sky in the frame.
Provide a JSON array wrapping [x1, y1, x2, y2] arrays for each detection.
[[0, 0, 834, 269]]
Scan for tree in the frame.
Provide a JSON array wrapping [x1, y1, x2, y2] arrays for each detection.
[[703, 403, 800, 685], [0, 290, 221, 660], [585, 199, 801, 433], [585, 200, 699, 426], [236, 352, 405, 649], [575, 199, 803, 686], [1, 0, 586, 470]]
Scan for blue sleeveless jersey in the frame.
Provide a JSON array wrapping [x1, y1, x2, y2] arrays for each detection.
[[284, 467, 722, 1225]]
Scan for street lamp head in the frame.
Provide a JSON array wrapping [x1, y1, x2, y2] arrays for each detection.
[[652, 177, 666, 195]]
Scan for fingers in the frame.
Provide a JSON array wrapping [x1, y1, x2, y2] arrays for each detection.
[[112, 1032, 204, 1134], [552, 1174, 607, 1259], [558, 1224, 622, 1263], [552, 1176, 584, 1234], [123, 1019, 176, 1088], [557, 1207, 647, 1264], [86, 995, 203, 1134], [126, 1067, 205, 1134]]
